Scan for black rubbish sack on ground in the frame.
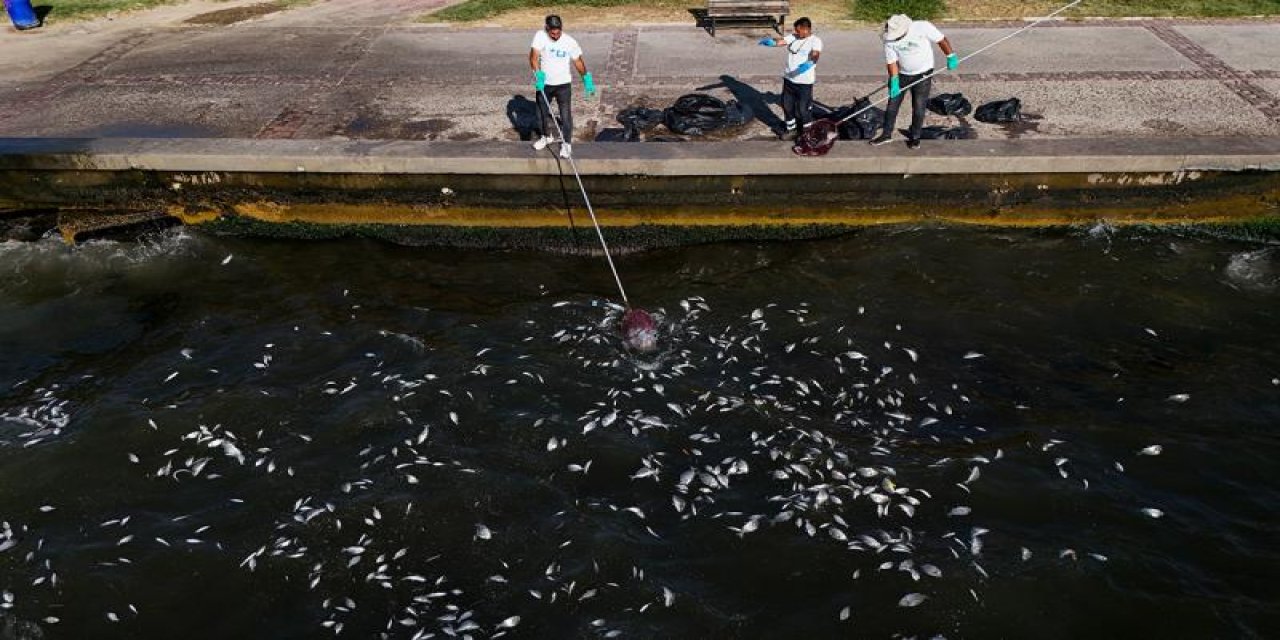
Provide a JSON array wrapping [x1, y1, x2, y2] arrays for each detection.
[[793, 119, 840, 156], [975, 98, 1022, 123], [917, 125, 976, 140], [616, 107, 665, 141], [826, 98, 883, 140], [662, 93, 752, 136], [725, 101, 754, 127], [616, 107, 664, 131], [927, 93, 972, 117]]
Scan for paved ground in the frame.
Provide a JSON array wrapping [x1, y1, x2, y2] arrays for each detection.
[[2, 2, 1280, 144]]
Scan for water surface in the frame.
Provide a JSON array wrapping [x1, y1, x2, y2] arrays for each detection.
[[1, 227, 1277, 638]]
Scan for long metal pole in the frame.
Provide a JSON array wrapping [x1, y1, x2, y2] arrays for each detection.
[[831, 0, 1085, 128], [537, 88, 631, 307]]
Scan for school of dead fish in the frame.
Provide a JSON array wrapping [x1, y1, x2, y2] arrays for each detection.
[[0, 294, 1199, 637]]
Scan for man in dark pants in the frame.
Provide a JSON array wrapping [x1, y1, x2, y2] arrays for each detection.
[[758, 17, 823, 139], [529, 15, 596, 159], [872, 14, 957, 149]]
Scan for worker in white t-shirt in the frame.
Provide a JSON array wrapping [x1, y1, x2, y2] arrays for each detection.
[[529, 15, 596, 158], [872, 14, 957, 149], [758, 17, 823, 139]]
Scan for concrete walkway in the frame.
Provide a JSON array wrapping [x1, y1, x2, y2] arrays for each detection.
[[1, 3, 1279, 144]]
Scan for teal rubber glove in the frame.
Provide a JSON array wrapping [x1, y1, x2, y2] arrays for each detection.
[[947, 53, 959, 70], [794, 61, 815, 75], [534, 70, 546, 91], [583, 72, 597, 98], [889, 75, 901, 100], [758, 37, 776, 47]]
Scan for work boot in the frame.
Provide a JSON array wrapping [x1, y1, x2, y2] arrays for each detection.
[[532, 136, 553, 151], [869, 134, 893, 146], [782, 120, 798, 141], [906, 138, 921, 150], [559, 142, 573, 159]]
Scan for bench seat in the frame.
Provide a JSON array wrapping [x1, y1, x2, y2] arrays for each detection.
[[704, 0, 789, 36]]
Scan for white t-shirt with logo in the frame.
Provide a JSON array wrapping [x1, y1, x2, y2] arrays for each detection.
[[783, 34, 823, 85], [883, 21, 945, 75], [531, 30, 583, 86]]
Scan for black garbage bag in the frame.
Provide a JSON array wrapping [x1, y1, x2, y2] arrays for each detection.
[[927, 93, 972, 117], [664, 93, 748, 136], [725, 101, 754, 127], [917, 125, 976, 140], [663, 94, 727, 136], [616, 107, 665, 141], [793, 119, 840, 156], [830, 98, 883, 140], [975, 98, 1022, 123], [616, 107, 665, 131]]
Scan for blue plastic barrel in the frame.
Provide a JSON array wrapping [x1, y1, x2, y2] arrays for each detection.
[[5, 0, 41, 30]]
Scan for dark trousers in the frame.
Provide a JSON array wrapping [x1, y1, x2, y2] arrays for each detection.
[[782, 79, 814, 130], [883, 72, 932, 140], [536, 83, 573, 142]]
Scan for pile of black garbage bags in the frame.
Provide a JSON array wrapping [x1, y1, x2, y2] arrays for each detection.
[[612, 92, 1024, 141], [616, 94, 754, 140], [927, 93, 1023, 123], [915, 93, 1023, 139], [813, 94, 1022, 141]]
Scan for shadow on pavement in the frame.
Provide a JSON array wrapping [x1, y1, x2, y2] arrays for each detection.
[[698, 74, 783, 135], [505, 94, 540, 141]]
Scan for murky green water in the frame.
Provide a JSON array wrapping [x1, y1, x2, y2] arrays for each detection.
[[1, 227, 1277, 639]]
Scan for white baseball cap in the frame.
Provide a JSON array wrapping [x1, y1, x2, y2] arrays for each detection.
[[884, 14, 912, 41]]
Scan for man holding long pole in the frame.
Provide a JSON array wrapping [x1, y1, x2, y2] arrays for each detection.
[[529, 15, 596, 159], [871, 14, 957, 150]]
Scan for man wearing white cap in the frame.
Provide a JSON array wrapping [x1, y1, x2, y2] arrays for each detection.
[[871, 14, 956, 149]]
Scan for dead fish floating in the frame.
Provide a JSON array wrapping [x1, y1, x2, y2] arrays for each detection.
[[621, 308, 659, 353]]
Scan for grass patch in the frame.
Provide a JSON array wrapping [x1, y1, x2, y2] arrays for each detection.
[[1068, 0, 1280, 17], [39, 0, 184, 21], [428, 0, 1280, 24], [851, 0, 946, 21], [430, 0, 686, 22], [945, 0, 1280, 19], [37, 0, 313, 23]]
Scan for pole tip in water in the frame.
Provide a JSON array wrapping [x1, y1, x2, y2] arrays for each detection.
[[621, 308, 659, 353]]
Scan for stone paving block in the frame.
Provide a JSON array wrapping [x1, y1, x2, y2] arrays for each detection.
[[943, 27, 1199, 74], [633, 29, 894, 78], [0, 30, 129, 83], [635, 30, 797, 78], [0, 83, 299, 138], [634, 26, 1196, 80], [1175, 25, 1280, 71], [353, 31, 616, 83], [929, 78, 1280, 138], [99, 28, 364, 78], [1254, 79, 1280, 120], [315, 82, 604, 143]]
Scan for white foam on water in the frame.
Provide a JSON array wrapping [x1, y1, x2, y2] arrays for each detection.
[[1224, 248, 1277, 292], [0, 228, 205, 290]]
